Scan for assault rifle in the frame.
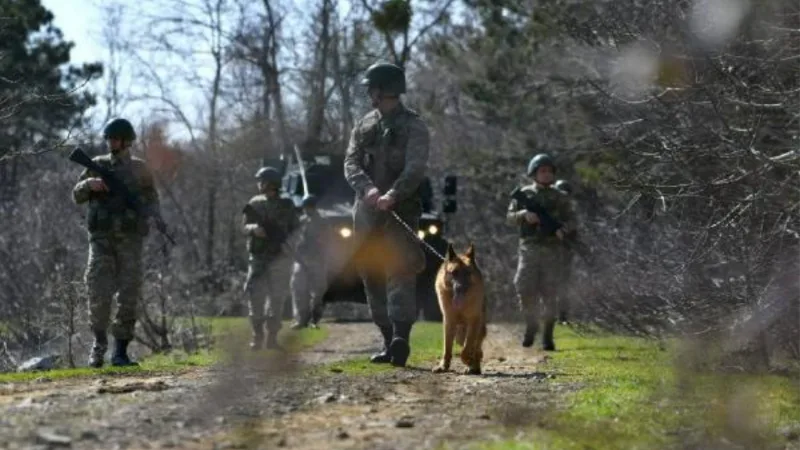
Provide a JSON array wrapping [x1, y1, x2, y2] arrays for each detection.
[[510, 187, 594, 265], [242, 203, 310, 271], [68, 147, 176, 245]]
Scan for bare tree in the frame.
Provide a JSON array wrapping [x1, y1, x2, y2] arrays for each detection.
[[230, 0, 291, 160], [96, 0, 131, 124], [360, 0, 456, 68], [304, 0, 335, 146], [123, 0, 237, 269]]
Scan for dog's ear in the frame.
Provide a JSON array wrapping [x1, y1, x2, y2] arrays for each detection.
[[445, 242, 456, 262], [465, 242, 475, 262]]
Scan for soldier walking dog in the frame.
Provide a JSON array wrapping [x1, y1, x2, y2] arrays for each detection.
[[344, 62, 430, 367]]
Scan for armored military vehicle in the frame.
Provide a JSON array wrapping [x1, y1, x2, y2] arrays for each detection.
[[279, 149, 457, 322]]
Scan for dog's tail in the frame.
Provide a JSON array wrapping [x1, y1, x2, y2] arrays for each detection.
[[455, 324, 466, 347]]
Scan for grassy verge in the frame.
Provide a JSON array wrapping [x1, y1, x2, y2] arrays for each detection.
[[318, 321, 443, 375], [468, 326, 800, 450], [0, 318, 328, 384]]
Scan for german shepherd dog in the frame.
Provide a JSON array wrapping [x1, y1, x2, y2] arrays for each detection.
[[432, 243, 487, 375]]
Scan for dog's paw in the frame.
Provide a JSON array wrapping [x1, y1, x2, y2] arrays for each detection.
[[432, 363, 449, 373]]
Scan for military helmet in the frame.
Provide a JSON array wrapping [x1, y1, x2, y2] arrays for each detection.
[[301, 194, 318, 208], [359, 62, 406, 95], [527, 153, 556, 177], [555, 179, 572, 194], [255, 166, 282, 184], [103, 118, 136, 141]]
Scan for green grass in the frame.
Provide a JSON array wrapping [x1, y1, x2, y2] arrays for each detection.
[[0, 318, 328, 384], [319, 321, 443, 375], [468, 326, 800, 450]]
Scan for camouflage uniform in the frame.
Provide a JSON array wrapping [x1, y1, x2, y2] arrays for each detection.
[[242, 193, 299, 349], [554, 180, 577, 322], [73, 151, 159, 366], [507, 183, 575, 350], [344, 101, 429, 365], [290, 210, 328, 327]]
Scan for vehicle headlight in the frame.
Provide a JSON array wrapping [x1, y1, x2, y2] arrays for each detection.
[[427, 224, 439, 235], [417, 230, 426, 240], [339, 227, 352, 238]]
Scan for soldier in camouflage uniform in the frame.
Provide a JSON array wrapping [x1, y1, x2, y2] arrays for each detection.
[[506, 154, 576, 351], [344, 62, 429, 368], [289, 194, 328, 330], [242, 166, 299, 350], [73, 118, 161, 368], [554, 179, 576, 324]]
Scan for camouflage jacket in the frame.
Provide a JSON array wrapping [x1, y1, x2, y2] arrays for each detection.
[[72, 152, 160, 238], [506, 183, 576, 245], [241, 194, 299, 257], [343, 103, 430, 206], [294, 212, 327, 261]]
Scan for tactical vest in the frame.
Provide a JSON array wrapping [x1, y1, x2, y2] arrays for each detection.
[[245, 195, 295, 257], [517, 186, 563, 244], [296, 213, 325, 256], [86, 157, 147, 236], [359, 106, 422, 201]]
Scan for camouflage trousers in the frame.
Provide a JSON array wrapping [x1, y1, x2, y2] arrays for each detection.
[[290, 261, 327, 324], [245, 253, 292, 334], [84, 234, 144, 341], [513, 241, 566, 325], [353, 200, 426, 329]]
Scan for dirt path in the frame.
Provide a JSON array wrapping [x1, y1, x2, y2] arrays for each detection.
[[0, 322, 563, 450]]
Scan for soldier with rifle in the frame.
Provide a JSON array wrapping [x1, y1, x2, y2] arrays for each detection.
[[506, 153, 577, 351], [241, 166, 299, 350], [71, 118, 164, 367], [289, 194, 328, 330]]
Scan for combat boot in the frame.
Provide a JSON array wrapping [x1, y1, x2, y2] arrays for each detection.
[[290, 311, 312, 330], [369, 325, 394, 364], [110, 339, 139, 367], [250, 332, 265, 351], [265, 328, 284, 351], [88, 331, 107, 368], [389, 321, 412, 368], [522, 322, 538, 348], [249, 318, 265, 351], [542, 319, 556, 352], [310, 305, 324, 327]]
